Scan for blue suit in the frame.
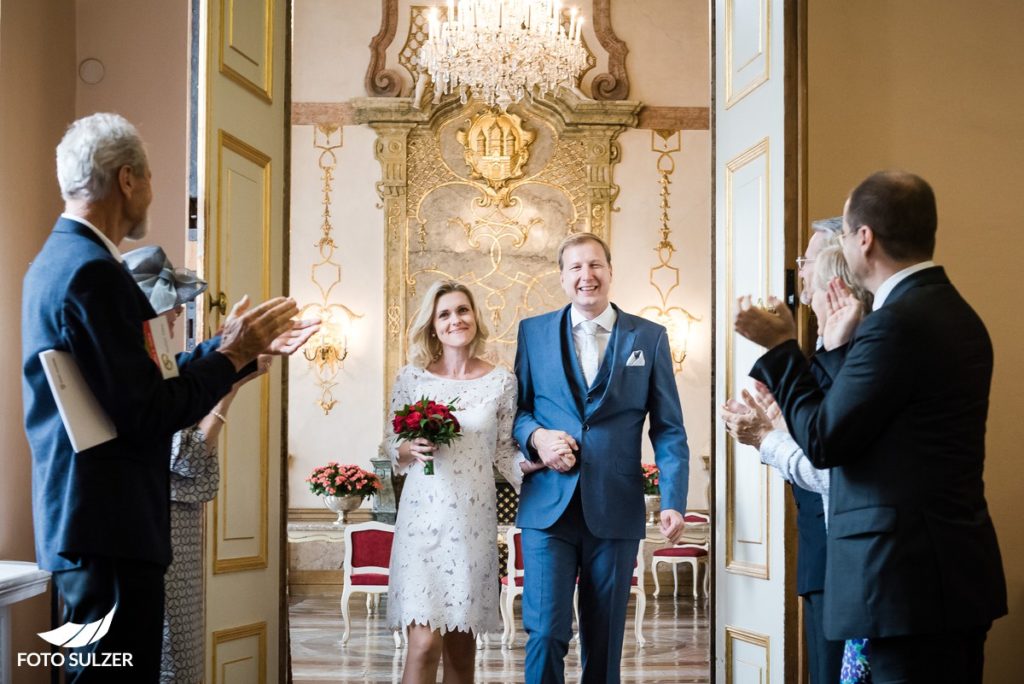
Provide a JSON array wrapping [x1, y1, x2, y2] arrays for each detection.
[[22, 218, 242, 680], [513, 304, 689, 683]]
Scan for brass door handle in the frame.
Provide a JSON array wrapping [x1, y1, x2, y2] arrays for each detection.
[[208, 291, 228, 316]]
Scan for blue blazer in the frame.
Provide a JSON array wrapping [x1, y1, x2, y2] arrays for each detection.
[[22, 218, 241, 572], [513, 304, 690, 539]]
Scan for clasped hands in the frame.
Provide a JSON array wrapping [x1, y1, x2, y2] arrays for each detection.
[[530, 428, 686, 543], [217, 295, 321, 370]]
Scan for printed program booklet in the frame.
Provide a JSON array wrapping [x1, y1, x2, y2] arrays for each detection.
[[38, 350, 117, 452]]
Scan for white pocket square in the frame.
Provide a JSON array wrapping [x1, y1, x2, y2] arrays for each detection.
[[626, 350, 646, 367]]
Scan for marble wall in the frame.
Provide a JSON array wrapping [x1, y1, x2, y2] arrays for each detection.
[[288, 0, 711, 513]]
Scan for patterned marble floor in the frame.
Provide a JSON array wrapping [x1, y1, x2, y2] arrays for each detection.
[[290, 592, 710, 683]]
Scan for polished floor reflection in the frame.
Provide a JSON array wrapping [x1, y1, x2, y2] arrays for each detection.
[[290, 592, 710, 683]]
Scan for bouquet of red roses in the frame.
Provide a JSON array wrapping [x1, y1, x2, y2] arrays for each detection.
[[392, 396, 462, 475]]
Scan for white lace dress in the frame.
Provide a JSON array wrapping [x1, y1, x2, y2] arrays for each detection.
[[385, 364, 523, 635]]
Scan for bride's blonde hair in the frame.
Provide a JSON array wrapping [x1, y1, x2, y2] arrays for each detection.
[[407, 280, 489, 368]]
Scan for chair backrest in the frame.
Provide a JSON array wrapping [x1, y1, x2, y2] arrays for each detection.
[[343, 521, 395, 580], [681, 510, 711, 547], [505, 527, 524, 580], [684, 511, 709, 524]]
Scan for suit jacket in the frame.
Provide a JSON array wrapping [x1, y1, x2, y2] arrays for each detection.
[[791, 483, 827, 596], [22, 218, 240, 572], [751, 267, 1007, 639], [513, 304, 690, 539], [792, 352, 834, 597]]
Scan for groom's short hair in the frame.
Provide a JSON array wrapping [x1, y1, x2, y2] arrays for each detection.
[[557, 233, 612, 271]]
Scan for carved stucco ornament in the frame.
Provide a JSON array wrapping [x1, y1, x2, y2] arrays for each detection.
[[456, 109, 536, 206]]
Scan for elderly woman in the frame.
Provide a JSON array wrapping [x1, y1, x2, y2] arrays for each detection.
[[125, 246, 271, 684], [720, 236, 874, 684]]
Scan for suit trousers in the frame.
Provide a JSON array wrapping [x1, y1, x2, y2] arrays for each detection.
[[868, 624, 989, 684], [521, 488, 639, 684], [52, 555, 166, 683], [802, 591, 843, 684]]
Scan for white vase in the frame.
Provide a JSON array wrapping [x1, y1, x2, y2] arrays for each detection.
[[323, 494, 363, 525], [644, 494, 661, 525]]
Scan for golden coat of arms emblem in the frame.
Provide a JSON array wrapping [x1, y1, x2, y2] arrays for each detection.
[[456, 109, 536, 206]]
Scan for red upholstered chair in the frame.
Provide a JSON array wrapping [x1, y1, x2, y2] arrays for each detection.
[[651, 511, 710, 599], [341, 521, 398, 646], [499, 527, 525, 647]]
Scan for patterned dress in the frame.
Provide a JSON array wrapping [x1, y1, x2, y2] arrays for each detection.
[[160, 427, 220, 683], [841, 638, 872, 683], [385, 365, 523, 635]]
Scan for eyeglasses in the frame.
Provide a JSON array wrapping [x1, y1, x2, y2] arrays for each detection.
[[796, 256, 814, 269], [840, 225, 859, 241]]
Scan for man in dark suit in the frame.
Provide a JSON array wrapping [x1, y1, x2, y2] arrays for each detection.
[[734, 171, 1006, 682], [22, 113, 315, 682], [513, 233, 690, 684]]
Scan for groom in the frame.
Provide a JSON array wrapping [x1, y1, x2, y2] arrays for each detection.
[[513, 233, 690, 683]]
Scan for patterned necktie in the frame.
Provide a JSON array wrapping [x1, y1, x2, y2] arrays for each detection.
[[579, 320, 600, 387]]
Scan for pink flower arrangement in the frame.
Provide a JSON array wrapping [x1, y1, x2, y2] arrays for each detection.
[[306, 462, 382, 498], [642, 463, 660, 495]]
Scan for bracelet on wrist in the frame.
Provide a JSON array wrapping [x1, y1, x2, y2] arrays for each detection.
[[210, 409, 227, 424]]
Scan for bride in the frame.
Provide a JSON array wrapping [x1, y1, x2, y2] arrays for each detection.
[[385, 280, 542, 684]]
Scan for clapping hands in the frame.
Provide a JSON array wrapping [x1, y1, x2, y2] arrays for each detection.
[[217, 295, 321, 370], [719, 382, 786, 449], [822, 278, 864, 350], [733, 295, 797, 349]]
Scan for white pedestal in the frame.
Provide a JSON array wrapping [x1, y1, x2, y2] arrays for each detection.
[[0, 561, 50, 684]]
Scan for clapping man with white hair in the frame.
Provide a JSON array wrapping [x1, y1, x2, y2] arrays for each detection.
[[22, 113, 317, 682]]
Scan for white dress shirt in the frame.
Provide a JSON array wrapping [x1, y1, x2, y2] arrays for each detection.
[[872, 260, 936, 310], [570, 304, 617, 380], [759, 430, 831, 530], [61, 212, 123, 262]]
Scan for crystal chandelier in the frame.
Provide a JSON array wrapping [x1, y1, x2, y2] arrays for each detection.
[[419, 0, 588, 109]]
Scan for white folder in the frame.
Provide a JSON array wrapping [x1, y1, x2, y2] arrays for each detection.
[[38, 350, 117, 453]]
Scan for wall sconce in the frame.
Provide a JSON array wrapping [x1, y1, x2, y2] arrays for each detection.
[[639, 130, 700, 374], [301, 124, 362, 414]]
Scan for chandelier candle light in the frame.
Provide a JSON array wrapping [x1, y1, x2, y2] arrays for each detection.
[[419, 0, 588, 109]]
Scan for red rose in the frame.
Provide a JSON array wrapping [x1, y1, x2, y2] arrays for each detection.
[[423, 418, 441, 434], [404, 411, 423, 430], [451, 415, 461, 432], [392, 415, 404, 434]]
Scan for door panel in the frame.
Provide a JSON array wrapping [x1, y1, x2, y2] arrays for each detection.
[[197, 0, 286, 681], [715, 0, 792, 682]]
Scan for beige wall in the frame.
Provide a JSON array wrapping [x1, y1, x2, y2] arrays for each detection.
[[1, 2, 188, 679], [0, 2, 76, 680], [288, 0, 712, 510], [807, 2, 1024, 678], [75, 0, 190, 267]]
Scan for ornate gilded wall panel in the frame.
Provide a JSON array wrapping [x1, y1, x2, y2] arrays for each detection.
[[353, 93, 639, 414]]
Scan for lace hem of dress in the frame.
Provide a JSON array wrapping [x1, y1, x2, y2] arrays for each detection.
[[388, 613, 503, 636]]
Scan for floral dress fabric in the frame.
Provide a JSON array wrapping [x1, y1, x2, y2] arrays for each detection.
[[841, 638, 872, 683], [161, 427, 220, 684], [385, 365, 523, 635]]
